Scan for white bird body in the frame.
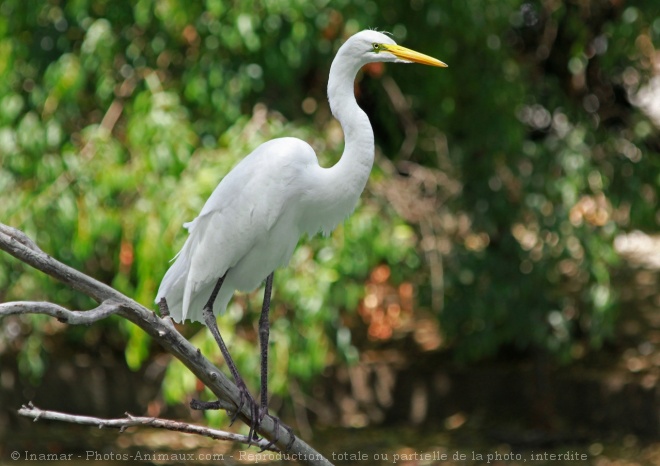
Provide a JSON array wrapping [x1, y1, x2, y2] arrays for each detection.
[[156, 30, 446, 323], [158, 136, 367, 322]]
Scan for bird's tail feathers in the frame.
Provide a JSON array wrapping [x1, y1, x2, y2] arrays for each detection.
[[156, 217, 228, 323], [155, 240, 194, 323]]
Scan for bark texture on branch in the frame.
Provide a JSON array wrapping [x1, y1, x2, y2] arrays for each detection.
[[18, 402, 278, 451], [0, 300, 122, 324], [0, 223, 332, 466]]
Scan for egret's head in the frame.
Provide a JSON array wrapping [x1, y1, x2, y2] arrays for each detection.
[[345, 30, 447, 68]]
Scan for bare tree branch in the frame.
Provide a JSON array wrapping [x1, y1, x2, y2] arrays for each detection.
[[0, 300, 122, 324], [0, 223, 333, 466], [0, 224, 40, 251], [0, 223, 122, 303], [18, 402, 278, 451]]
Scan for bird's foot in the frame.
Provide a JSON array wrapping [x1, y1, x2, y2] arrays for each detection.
[[230, 380, 261, 445], [257, 407, 296, 452], [190, 386, 262, 446]]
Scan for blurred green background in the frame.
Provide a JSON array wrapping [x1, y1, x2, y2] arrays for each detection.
[[1, 0, 660, 464]]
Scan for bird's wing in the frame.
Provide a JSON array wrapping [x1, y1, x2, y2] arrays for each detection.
[[162, 137, 317, 321]]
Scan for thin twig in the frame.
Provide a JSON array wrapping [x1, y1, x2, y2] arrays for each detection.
[[18, 402, 278, 451], [0, 300, 122, 324]]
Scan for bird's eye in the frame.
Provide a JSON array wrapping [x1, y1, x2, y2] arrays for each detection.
[[372, 43, 381, 53]]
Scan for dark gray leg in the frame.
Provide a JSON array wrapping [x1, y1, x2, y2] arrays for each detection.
[[257, 273, 295, 452], [190, 273, 260, 442], [258, 272, 274, 416]]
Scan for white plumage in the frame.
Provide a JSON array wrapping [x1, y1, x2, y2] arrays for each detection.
[[156, 30, 446, 323]]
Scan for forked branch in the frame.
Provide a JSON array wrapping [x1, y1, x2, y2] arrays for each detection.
[[0, 223, 332, 466]]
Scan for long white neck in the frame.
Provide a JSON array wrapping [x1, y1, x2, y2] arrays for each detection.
[[299, 42, 375, 236], [326, 48, 375, 191]]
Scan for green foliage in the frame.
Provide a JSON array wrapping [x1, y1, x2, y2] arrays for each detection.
[[1, 0, 659, 404], [428, 1, 660, 362]]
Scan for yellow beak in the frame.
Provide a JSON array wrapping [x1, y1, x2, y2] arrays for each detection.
[[381, 44, 448, 68]]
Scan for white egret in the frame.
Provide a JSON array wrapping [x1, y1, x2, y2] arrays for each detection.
[[156, 29, 446, 447]]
